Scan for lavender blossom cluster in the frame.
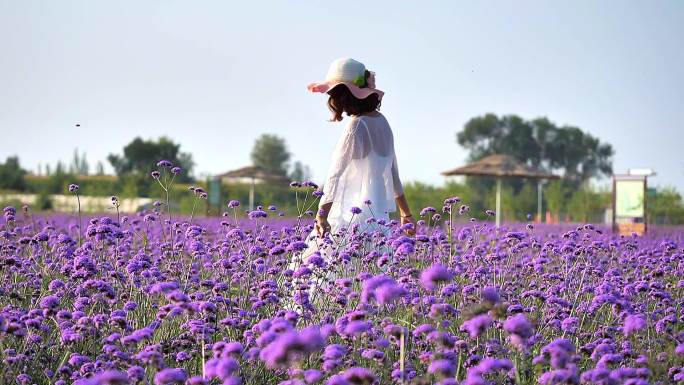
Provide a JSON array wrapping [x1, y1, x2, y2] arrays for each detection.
[[1, 167, 683, 384]]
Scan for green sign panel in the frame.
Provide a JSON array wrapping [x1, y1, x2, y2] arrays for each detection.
[[208, 178, 222, 207], [615, 179, 644, 218]]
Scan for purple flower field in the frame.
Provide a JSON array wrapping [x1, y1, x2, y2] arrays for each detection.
[[2, 182, 684, 384]]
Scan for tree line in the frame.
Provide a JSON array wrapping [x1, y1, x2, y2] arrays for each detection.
[[1, 113, 683, 224], [446, 113, 615, 221]]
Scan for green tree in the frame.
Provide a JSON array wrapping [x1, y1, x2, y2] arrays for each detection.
[[290, 160, 311, 182], [484, 183, 516, 221], [0, 156, 27, 191], [120, 175, 142, 198], [46, 161, 71, 194], [513, 183, 538, 221], [538, 122, 613, 186], [566, 188, 606, 223], [54, 161, 66, 175], [108, 137, 194, 182], [457, 114, 614, 188], [95, 161, 105, 175], [648, 187, 684, 225], [545, 180, 567, 220], [458, 114, 542, 166], [70, 148, 89, 175], [403, 181, 448, 216], [250, 134, 291, 176], [403, 180, 476, 220]]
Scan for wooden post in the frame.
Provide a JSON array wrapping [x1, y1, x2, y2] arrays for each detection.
[[399, 329, 405, 384], [612, 176, 617, 233], [537, 179, 543, 223], [643, 176, 648, 234], [249, 177, 255, 212], [496, 178, 502, 228]]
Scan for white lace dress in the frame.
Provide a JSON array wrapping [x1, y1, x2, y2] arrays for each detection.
[[286, 112, 405, 308], [319, 111, 404, 228]]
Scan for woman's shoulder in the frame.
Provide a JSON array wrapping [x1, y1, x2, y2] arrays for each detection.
[[346, 115, 367, 130], [359, 111, 384, 119], [352, 111, 386, 125], [346, 111, 388, 135]]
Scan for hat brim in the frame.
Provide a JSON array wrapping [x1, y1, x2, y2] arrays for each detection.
[[307, 80, 384, 100]]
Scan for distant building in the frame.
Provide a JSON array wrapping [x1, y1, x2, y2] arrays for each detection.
[[214, 165, 290, 210], [216, 165, 289, 185]]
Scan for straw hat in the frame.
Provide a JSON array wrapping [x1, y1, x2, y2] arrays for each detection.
[[307, 58, 384, 100]]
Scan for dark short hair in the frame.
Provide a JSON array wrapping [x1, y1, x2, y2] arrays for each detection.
[[327, 71, 381, 122]]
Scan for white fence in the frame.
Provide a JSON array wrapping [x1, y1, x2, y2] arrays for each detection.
[[0, 193, 153, 213]]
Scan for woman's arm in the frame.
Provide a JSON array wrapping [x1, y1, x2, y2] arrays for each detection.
[[395, 194, 416, 236], [316, 202, 333, 238], [391, 154, 414, 235], [317, 198, 414, 238], [395, 194, 412, 217]]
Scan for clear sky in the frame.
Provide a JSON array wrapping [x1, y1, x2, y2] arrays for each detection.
[[1, 1, 683, 193]]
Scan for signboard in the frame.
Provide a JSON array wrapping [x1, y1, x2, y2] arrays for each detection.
[[208, 177, 222, 215], [615, 179, 645, 217], [612, 176, 647, 235]]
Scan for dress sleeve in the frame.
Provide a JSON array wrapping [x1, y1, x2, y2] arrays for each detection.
[[319, 118, 369, 207], [391, 153, 404, 197]]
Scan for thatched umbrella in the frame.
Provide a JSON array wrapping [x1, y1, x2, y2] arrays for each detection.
[[217, 165, 289, 211], [441, 154, 559, 227]]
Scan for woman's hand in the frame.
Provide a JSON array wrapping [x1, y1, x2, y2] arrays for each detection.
[[401, 214, 416, 236], [316, 215, 332, 238], [395, 194, 415, 236]]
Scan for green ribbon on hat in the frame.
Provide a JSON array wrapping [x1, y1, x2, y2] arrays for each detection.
[[352, 75, 366, 87]]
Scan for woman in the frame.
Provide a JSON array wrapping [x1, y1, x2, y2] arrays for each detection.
[[307, 58, 415, 241]]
